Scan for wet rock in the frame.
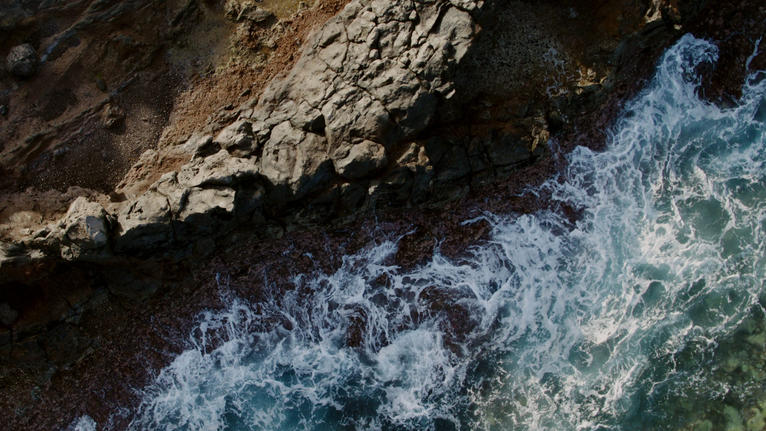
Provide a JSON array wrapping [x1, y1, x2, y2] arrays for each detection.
[[38, 323, 86, 366], [486, 134, 532, 167], [429, 139, 470, 182], [6, 43, 38, 78], [332, 140, 388, 179]]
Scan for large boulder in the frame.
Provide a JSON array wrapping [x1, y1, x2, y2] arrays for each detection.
[[176, 150, 258, 188], [115, 189, 173, 252], [6, 43, 38, 78], [214, 119, 256, 157], [174, 187, 237, 241], [258, 121, 334, 201], [57, 197, 111, 261], [332, 140, 388, 179]]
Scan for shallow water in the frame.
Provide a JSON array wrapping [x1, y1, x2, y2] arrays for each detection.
[[74, 34, 766, 430]]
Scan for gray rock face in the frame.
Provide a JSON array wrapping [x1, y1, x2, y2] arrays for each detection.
[[259, 122, 334, 201], [250, 0, 476, 182], [58, 197, 110, 260], [333, 140, 388, 179], [115, 189, 173, 252], [179, 188, 236, 221], [6, 43, 38, 78], [182, 133, 217, 159], [177, 150, 258, 188], [214, 119, 255, 157]]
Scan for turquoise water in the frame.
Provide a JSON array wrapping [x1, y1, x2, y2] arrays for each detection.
[[70, 35, 766, 430]]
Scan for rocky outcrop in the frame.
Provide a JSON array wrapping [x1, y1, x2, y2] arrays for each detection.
[[1, 0, 708, 274], [0, 0, 490, 268], [2, 0, 763, 428]]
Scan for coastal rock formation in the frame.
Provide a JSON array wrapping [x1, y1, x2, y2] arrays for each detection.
[[1, 0, 764, 427], [2, 0, 676, 269], [0, 0, 487, 265]]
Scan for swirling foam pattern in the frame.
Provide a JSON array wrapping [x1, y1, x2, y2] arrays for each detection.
[[77, 34, 766, 430]]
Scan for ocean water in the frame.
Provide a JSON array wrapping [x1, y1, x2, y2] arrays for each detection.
[[77, 34, 766, 430]]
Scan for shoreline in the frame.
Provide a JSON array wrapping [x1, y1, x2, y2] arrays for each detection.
[[0, 0, 764, 429]]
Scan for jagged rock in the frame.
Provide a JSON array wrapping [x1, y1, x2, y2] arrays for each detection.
[[321, 87, 393, 149], [256, 0, 477, 154], [115, 189, 172, 252], [214, 119, 255, 156], [181, 133, 218, 158], [259, 122, 334, 201], [174, 187, 237, 241], [332, 140, 388, 179], [57, 197, 110, 261], [178, 188, 236, 222], [0, 0, 488, 264], [6, 43, 38, 78], [0, 303, 19, 327], [177, 150, 258, 188]]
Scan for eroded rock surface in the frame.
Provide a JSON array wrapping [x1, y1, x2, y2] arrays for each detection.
[[1, 0, 489, 266], [1, 0, 727, 282]]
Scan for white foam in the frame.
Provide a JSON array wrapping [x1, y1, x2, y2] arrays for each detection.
[[120, 34, 766, 430], [64, 415, 97, 431]]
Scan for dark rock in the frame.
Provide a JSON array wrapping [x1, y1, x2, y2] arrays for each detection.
[[38, 323, 85, 366], [486, 134, 532, 167], [234, 184, 266, 221], [433, 141, 471, 183], [6, 44, 39, 78], [339, 182, 368, 214], [101, 103, 125, 129], [0, 303, 19, 326]]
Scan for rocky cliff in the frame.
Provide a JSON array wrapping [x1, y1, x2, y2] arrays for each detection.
[[0, 0, 676, 268]]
